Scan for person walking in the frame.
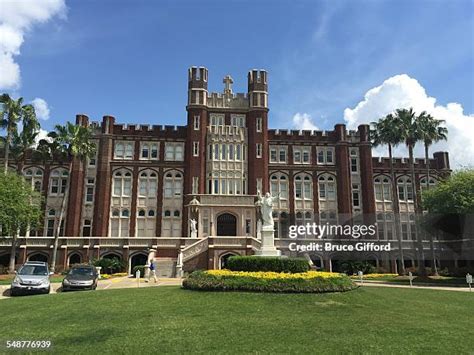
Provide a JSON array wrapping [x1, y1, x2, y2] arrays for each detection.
[[148, 259, 158, 283]]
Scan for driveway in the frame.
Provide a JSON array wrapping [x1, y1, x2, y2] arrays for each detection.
[[0, 277, 183, 300]]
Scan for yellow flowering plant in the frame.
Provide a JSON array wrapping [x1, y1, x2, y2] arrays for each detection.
[[206, 269, 344, 280]]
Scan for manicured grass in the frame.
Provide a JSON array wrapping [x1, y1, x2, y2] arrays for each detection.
[[351, 275, 467, 286], [1, 286, 473, 353], [0, 275, 64, 285]]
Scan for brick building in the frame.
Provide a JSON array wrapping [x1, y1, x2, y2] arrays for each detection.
[[2, 67, 468, 276]]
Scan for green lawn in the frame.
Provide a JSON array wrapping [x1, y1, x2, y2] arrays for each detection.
[[0, 286, 473, 353], [0, 276, 64, 285]]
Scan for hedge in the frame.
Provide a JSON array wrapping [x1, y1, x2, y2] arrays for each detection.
[[227, 256, 310, 273], [182, 271, 357, 293]]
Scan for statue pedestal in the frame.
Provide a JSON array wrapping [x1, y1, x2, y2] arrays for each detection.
[[255, 226, 281, 257]]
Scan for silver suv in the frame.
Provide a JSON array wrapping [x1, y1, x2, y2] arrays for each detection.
[[10, 261, 52, 296]]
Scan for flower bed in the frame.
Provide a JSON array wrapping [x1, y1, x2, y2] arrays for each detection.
[[183, 270, 357, 293]]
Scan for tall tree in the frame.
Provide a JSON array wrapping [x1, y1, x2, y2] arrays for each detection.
[[417, 113, 448, 276], [371, 114, 406, 275], [0, 172, 42, 272], [10, 105, 41, 173], [417, 113, 448, 189], [0, 94, 28, 173], [48, 122, 96, 271]]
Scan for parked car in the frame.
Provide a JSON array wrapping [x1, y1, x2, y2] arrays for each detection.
[[62, 265, 99, 291], [10, 261, 52, 296]]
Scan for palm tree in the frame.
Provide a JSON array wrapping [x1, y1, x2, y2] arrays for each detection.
[[0, 94, 28, 173], [417, 113, 448, 190], [417, 113, 448, 276], [49, 122, 96, 271], [371, 114, 406, 275], [10, 105, 40, 173]]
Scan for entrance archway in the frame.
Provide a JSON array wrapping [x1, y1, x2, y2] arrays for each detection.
[[28, 253, 48, 263], [68, 253, 82, 266], [219, 252, 238, 269], [217, 213, 237, 236], [129, 253, 148, 275]]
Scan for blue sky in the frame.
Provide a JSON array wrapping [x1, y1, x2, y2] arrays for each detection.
[[3, 0, 474, 133]]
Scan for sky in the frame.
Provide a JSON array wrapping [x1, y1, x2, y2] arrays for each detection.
[[1, 0, 473, 167]]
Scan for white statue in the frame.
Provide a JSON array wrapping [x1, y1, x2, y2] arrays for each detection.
[[189, 219, 197, 239], [258, 192, 280, 229], [256, 219, 262, 239]]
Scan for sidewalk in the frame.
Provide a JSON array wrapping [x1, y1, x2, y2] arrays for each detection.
[[0, 276, 183, 300], [354, 280, 472, 292]]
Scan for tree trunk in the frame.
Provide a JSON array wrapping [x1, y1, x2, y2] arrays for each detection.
[[409, 144, 426, 277], [3, 128, 11, 174], [389, 144, 405, 275], [424, 143, 431, 190], [8, 233, 18, 273], [50, 161, 72, 272]]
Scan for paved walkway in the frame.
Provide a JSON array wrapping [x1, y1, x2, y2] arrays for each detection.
[[354, 280, 472, 292], [0, 276, 183, 300]]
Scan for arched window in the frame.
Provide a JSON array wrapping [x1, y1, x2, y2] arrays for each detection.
[[138, 170, 158, 197], [113, 169, 132, 197], [420, 177, 436, 191], [318, 174, 336, 201], [374, 177, 392, 201], [270, 173, 288, 209], [397, 177, 414, 202], [164, 171, 183, 198], [110, 206, 130, 237], [162, 208, 182, 238]]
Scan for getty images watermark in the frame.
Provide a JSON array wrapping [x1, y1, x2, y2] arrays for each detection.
[[287, 223, 392, 253]]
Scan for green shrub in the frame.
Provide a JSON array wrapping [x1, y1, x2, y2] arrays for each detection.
[[132, 265, 146, 278], [92, 257, 126, 274], [227, 256, 309, 273], [183, 271, 356, 293]]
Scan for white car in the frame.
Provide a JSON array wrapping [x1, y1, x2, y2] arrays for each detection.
[[10, 261, 52, 296]]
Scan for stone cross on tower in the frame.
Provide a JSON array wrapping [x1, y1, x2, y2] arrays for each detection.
[[223, 75, 233, 95]]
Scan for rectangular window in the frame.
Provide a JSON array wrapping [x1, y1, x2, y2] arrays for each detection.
[[86, 187, 94, 203], [256, 143, 262, 158], [279, 149, 286, 163], [82, 219, 92, 237], [256, 117, 262, 132], [270, 149, 277, 162], [318, 150, 325, 164], [115, 141, 134, 159], [326, 150, 334, 164], [51, 179, 59, 194], [351, 157, 358, 173], [165, 143, 185, 161], [302, 149, 310, 163], [375, 185, 383, 201], [47, 220, 54, 237], [194, 115, 200, 130], [294, 150, 301, 164], [193, 142, 199, 157]]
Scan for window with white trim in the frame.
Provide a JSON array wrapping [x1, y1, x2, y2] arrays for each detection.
[[114, 141, 134, 159], [110, 208, 130, 237], [49, 169, 68, 196], [398, 177, 414, 202], [24, 167, 43, 192], [85, 178, 95, 203], [194, 115, 200, 130], [82, 219, 92, 237], [269, 146, 287, 163], [256, 117, 262, 132], [164, 142, 184, 161], [136, 208, 156, 237], [162, 209, 182, 237], [374, 177, 392, 201], [318, 175, 336, 201], [317, 147, 335, 165], [270, 173, 288, 209], [193, 142, 199, 157], [140, 142, 159, 160], [164, 171, 183, 198], [293, 146, 311, 164], [256, 143, 262, 158]]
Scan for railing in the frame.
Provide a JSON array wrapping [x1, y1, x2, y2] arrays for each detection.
[[211, 237, 248, 247], [182, 237, 209, 262]]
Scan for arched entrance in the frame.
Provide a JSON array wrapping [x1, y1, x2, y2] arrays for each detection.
[[217, 213, 237, 236], [68, 253, 82, 266], [219, 253, 238, 269], [28, 253, 48, 263], [129, 253, 148, 275]]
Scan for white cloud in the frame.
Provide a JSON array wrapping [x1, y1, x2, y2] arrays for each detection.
[[31, 98, 50, 120], [0, 0, 66, 90], [292, 112, 319, 131], [35, 128, 51, 146], [344, 74, 474, 169]]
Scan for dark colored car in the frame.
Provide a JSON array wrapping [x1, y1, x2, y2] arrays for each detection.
[[62, 265, 99, 291]]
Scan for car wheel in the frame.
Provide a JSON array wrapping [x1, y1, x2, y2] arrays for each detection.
[[10, 289, 18, 297]]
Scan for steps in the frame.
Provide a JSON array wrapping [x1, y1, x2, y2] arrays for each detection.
[[154, 258, 177, 278]]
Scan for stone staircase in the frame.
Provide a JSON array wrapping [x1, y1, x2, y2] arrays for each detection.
[[154, 257, 177, 278]]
